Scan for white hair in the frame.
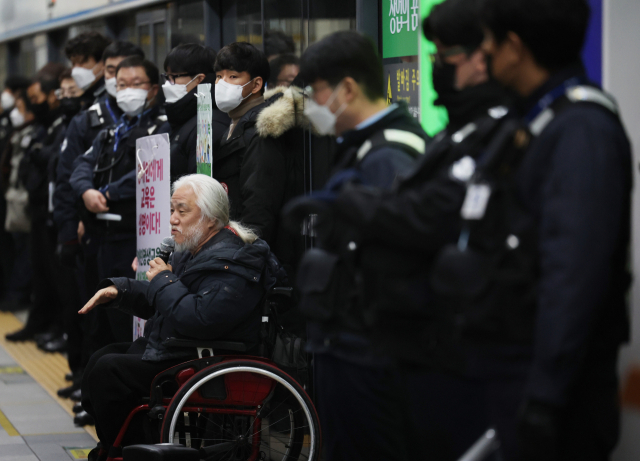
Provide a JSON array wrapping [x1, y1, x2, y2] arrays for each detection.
[[172, 174, 259, 244]]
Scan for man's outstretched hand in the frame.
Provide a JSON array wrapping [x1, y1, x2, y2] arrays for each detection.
[[79, 286, 118, 314], [147, 258, 172, 282]]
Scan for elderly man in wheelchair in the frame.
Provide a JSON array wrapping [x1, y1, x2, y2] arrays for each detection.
[[78, 174, 319, 461]]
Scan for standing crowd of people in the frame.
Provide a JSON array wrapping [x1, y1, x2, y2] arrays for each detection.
[[0, 0, 632, 459]]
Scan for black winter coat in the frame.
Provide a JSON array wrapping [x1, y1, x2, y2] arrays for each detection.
[[212, 87, 334, 278], [54, 95, 121, 243], [100, 229, 281, 361], [165, 74, 229, 183]]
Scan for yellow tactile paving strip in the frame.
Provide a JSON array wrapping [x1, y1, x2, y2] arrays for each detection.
[[0, 311, 98, 441]]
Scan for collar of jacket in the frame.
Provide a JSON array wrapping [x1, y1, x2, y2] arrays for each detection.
[[255, 85, 316, 138], [174, 229, 271, 283], [164, 73, 216, 129], [335, 102, 424, 158], [516, 61, 587, 117], [80, 79, 105, 109]]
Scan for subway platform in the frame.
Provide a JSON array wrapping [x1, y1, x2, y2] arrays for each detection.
[[0, 312, 96, 461]]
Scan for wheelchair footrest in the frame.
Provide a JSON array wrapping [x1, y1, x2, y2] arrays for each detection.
[[122, 443, 199, 461]]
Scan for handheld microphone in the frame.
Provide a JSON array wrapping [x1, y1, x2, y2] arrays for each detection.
[[157, 237, 175, 263]]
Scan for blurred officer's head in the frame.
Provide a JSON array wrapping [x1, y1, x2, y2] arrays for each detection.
[[115, 56, 160, 118], [214, 42, 270, 113], [2, 76, 31, 112], [102, 41, 145, 97], [268, 54, 300, 89], [298, 31, 385, 137], [480, 0, 590, 95], [424, 0, 488, 96], [57, 69, 84, 119], [65, 32, 112, 90], [28, 63, 67, 123]]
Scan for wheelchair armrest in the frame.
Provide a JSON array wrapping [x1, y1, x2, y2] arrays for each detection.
[[269, 287, 293, 297], [164, 338, 248, 352]]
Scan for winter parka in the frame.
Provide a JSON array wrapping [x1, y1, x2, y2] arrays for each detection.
[[99, 229, 283, 361]]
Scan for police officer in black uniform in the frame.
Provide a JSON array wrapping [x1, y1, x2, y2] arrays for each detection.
[[70, 56, 167, 353], [54, 41, 146, 405], [286, 31, 430, 461], [55, 41, 145, 254], [453, 0, 631, 458]]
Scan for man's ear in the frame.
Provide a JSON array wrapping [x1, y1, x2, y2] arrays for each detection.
[[505, 31, 525, 64], [341, 77, 358, 103], [251, 76, 264, 95]]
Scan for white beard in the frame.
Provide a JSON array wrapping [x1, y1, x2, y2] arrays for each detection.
[[173, 223, 206, 254]]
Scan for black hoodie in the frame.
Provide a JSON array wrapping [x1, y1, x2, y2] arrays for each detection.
[[164, 74, 229, 182]]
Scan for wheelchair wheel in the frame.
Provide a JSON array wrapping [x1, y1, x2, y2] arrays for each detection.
[[160, 359, 320, 461]]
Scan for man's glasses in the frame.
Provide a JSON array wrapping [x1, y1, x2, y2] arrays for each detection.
[[116, 81, 151, 91], [161, 73, 192, 85], [429, 46, 473, 67], [55, 88, 81, 100]]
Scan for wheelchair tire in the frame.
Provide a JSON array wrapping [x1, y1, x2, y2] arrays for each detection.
[[160, 359, 321, 461]]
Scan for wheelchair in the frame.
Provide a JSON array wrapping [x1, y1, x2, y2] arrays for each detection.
[[106, 287, 321, 461]]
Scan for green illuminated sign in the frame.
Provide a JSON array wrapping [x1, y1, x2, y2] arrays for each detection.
[[382, 0, 421, 58], [419, 0, 448, 136]]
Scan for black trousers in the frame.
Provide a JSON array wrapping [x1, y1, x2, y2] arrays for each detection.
[[313, 353, 490, 461], [81, 338, 188, 448], [25, 221, 62, 333], [96, 236, 136, 343]]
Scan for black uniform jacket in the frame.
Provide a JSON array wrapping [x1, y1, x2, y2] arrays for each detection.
[[54, 94, 121, 243], [70, 105, 168, 237], [100, 229, 281, 361]]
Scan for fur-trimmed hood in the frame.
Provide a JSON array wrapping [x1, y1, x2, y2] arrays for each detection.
[[256, 85, 315, 138]]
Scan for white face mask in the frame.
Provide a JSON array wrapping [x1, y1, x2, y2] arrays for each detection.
[[116, 88, 149, 117], [105, 77, 117, 98], [214, 78, 255, 113], [72, 65, 98, 91], [9, 107, 24, 127], [162, 76, 199, 104], [303, 84, 346, 136], [1, 91, 15, 111]]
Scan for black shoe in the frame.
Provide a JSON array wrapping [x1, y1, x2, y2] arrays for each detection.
[[35, 330, 59, 347], [5, 327, 36, 342], [74, 411, 95, 427], [70, 388, 82, 402], [57, 382, 80, 399], [65, 372, 74, 382], [73, 402, 83, 414], [42, 335, 68, 353]]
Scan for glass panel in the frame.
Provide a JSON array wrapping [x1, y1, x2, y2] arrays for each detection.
[[264, 0, 302, 58], [139, 24, 152, 62], [236, 0, 262, 47], [308, 0, 357, 47], [154, 22, 167, 66], [173, 1, 205, 47], [18, 37, 36, 77]]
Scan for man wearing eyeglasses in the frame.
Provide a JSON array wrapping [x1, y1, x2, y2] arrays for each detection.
[[161, 44, 229, 183], [70, 57, 168, 366]]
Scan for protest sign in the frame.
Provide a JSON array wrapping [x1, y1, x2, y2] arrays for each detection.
[[134, 133, 171, 340]]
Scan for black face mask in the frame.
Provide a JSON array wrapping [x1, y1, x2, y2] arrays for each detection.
[[29, 100, 50, 124], [432, 62, 458, 102], [60, 97, 82, 119]]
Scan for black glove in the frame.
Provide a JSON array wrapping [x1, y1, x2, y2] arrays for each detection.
[[517, 399, 560, 461]]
